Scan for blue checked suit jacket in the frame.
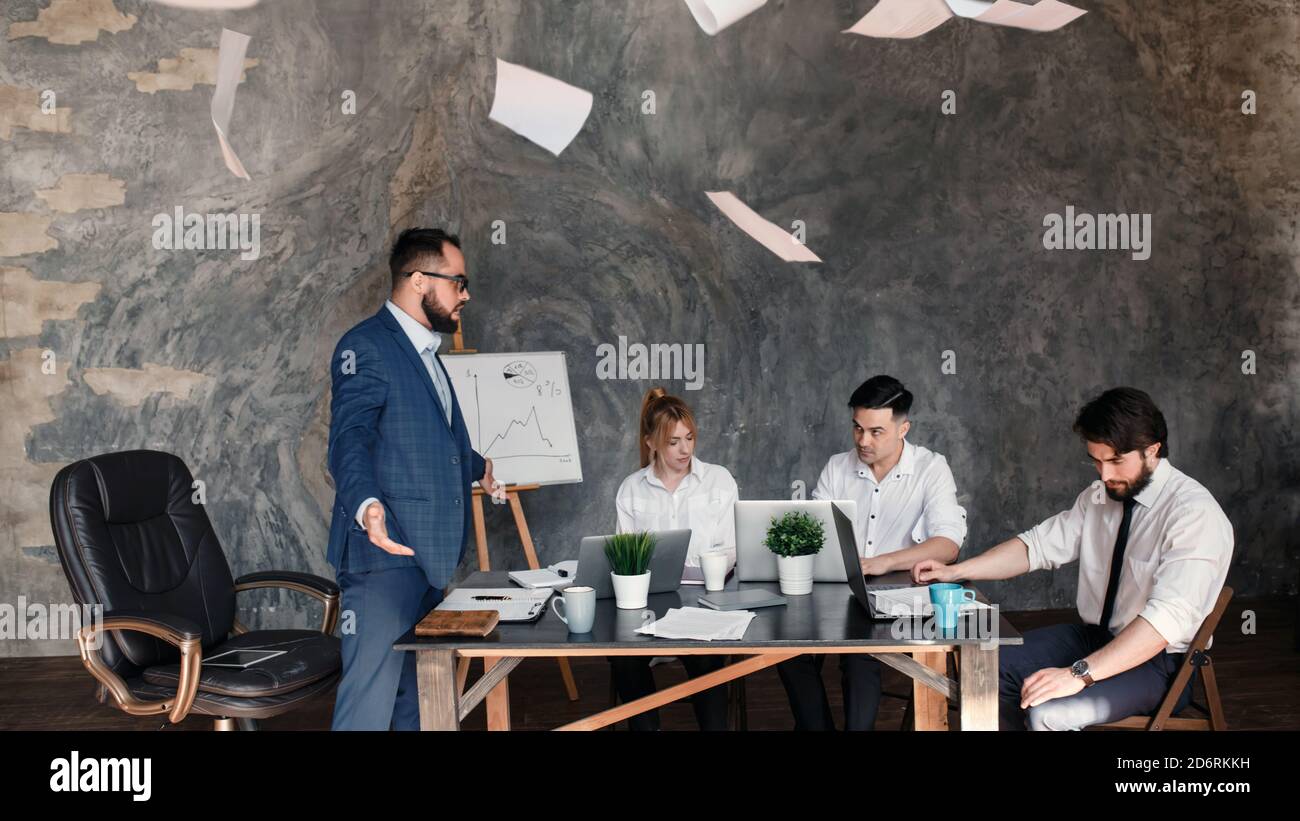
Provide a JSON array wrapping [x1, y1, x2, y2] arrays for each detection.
[[326, 304, 485, 588]]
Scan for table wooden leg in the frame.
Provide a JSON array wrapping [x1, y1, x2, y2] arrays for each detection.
[[416, 648, 459, 730], [912, 651, 949, 731], [959, 642, 999, 730], [456, 657, 471, 697], [483, 657, 511, 730]]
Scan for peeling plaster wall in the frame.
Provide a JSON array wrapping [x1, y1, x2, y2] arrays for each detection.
[[0, 0, 1296, 656]]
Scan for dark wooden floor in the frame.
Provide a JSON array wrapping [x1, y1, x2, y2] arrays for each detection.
[[2, 597, 1295, 731]]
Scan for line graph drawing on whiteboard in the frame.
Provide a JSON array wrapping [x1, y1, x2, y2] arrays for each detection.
[[447, 351, 583, 486], [474, 382, 566, 460]]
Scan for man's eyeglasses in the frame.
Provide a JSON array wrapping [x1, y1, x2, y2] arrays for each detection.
[[407, 270, 470, 293]]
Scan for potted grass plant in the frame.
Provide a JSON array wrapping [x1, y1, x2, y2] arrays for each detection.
[[604, 531, 657, 609], [764, 511, 825, 595]]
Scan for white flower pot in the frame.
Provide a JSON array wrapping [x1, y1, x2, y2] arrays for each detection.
[[611, 571, 651, 609], [776, 554, 815, 595]]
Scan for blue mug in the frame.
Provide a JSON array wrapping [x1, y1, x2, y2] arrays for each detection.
[[929, 583, 976, 631]]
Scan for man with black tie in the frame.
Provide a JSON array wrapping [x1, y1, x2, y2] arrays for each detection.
[[914, 387, 1233, 730]]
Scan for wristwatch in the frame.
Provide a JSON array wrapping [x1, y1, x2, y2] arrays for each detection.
[[1070, 659, 1096, 687]]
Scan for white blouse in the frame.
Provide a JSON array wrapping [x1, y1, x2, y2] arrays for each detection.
[[614, 457, 739, 566]]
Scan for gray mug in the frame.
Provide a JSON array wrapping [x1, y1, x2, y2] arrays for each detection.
[[552, 585, 596, 633]]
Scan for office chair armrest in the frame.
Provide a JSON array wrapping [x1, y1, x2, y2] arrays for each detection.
[[77, 610, 203, 724], [233, 571, 341, 635]]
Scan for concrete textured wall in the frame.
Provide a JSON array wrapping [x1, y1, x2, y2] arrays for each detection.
[[1, 0, 1296, 656]]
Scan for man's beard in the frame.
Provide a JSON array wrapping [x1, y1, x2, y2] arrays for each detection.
[[1105, 459, 1155, 502], [422, 292, 462, 333]]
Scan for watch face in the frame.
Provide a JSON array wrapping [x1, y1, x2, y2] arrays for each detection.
[[1071, 660, 1088, 677]]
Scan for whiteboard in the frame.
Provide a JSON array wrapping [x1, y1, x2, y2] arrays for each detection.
[[443, 351, 583, 487]]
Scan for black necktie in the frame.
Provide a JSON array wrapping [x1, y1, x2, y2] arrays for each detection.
[[1098, 497, 1138, 633]]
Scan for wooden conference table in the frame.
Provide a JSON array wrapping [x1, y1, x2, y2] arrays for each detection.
[[393, 570, 1023, 731]]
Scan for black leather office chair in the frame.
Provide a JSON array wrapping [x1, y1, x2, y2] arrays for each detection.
[[49, 450, 342, 730]]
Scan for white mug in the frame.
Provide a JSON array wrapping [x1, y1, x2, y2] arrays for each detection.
[[551, 585, 596, 633], [699, 550, 730, 591]]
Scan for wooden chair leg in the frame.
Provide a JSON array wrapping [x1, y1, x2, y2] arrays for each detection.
[[1201, 659, 1227, 730]]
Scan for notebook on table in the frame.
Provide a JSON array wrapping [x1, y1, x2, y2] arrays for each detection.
[[437, 587, 551, 622], [415, 609, 499, 637], [698, 589, 787, 611]]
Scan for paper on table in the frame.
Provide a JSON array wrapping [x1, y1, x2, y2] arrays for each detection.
[[211, 28, 252, 180], [682, 0, 768, 35], [705, 191, 822, 263], [635, 607, 755, 641], [844, 0, 954, 39], [870, 586, 990, 617], [488, 59, 593, 157], [946, 0, 1086, 31]]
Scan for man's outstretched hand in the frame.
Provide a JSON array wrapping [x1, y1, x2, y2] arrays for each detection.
[[364, 501, 415, 556]]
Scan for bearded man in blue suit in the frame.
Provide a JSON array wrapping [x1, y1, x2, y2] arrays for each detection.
[[326, 227, 502, 730]]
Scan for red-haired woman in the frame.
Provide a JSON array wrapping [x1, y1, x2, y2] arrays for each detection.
[[608, 387, 739, 730]]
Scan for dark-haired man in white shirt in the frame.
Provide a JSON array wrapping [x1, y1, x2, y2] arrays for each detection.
[[915, 387, 1233, 730], [779, 375, 968, 730]]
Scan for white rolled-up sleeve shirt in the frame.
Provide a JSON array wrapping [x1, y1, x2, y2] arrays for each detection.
[[811, 440, 967, 558], [614, 457, 739, 566], [1017, 458, 1234, 654]]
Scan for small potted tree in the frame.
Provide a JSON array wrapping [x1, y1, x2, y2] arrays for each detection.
[[764, 511, 824, 595], [604, 531, 657, 609]]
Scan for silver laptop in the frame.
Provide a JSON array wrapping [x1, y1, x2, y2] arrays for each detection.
[[570, 529, 692, 599], [735, 500, 858, 582]]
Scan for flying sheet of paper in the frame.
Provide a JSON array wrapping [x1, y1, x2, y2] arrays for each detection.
[[946, 0, 1086, 31], [682, 0, 768, 35], [844, 0, 954, 39], [150, 0, 261, 8], [706, 191, 822, 263], [211, 28, 252, 180], [487, 59, 593, 157], [846, 0, 1084, 38]]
